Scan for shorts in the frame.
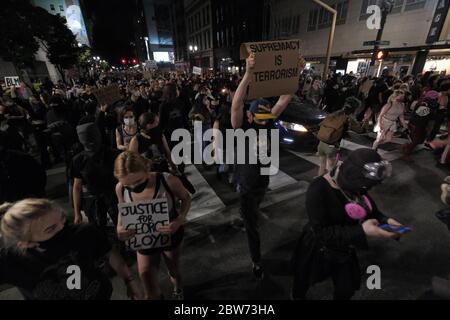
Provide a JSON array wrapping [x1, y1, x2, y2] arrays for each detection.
[[317, 141, 339, 158], [137, 227, 184, 256]]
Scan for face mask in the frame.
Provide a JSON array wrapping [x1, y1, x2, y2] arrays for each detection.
[[146, 126, 161, 138], [37, 223, 71, 252], [126, 179, 148, 194], [124, 117, 135, 126]]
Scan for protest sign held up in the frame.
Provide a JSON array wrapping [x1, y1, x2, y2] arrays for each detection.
[[4, 76, 20, 88], [240, 39, 301, 99], [92, 84, 122, 106], [119, 199, 171, 251], [192, 66, 202, 75]]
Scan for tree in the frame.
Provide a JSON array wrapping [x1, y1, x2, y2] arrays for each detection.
[[32, 7, 80, 83], [0, 0, 39, 74], [0, 1, 81, 83]]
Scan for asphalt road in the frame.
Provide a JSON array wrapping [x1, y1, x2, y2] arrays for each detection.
[[2, 131, 450, 300]]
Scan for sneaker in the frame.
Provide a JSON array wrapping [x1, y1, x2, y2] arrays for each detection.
[[172, 289, 184, 300], [252, 264, 264, 280]]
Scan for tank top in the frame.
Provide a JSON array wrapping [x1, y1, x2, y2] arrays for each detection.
[[122, 173, 178, 220], [383, 102, 404, 121], [118, 126, 136, 148]]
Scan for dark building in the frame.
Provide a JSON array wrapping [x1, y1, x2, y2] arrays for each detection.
[[212, 0, 264, 72], [171, 0, 188, 67], [184, 0, 264, 72], [132, 0, 149, 63]]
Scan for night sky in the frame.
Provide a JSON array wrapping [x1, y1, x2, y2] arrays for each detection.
[[83, 0, 137, 65]]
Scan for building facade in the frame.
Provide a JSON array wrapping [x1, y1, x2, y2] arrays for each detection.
[[171, 0, 189, 66], [141, 0, 175, 63], [184, 0, 264, 72], [263, 0, 450, 76], [33, 0, 91, 46], [184, 0, 214, 69]]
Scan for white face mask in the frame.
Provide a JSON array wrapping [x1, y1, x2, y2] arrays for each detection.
[[124, 117, 135, 126]]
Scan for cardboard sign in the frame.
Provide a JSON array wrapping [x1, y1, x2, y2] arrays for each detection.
[[193, 66, 202, 75], [240, 39, 301, 99], [4, 76, 20, 88], [119, 199, 171, 251], [92, 84, 122, 106], [143, 70, 153, 80]]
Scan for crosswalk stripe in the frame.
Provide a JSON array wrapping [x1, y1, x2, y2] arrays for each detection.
[[268, 165, 298, 191], [185, 164, 226, 221]]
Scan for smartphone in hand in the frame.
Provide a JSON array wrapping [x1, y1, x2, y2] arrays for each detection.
[[378, 224, 412, 234]]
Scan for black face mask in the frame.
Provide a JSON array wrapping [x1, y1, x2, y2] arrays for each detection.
[[37, 223, 71, 252], [146, 127, 162, 139], [126, 179, 148, 194]]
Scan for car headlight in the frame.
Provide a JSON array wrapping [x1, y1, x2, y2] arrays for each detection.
[[279, 121, 308, 132]]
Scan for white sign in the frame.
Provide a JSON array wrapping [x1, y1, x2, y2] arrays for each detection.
[[4, 76, 20, 88], [146, 60, 158, 70], [119, 199, 171, 251], [193, 66, 202, 75]]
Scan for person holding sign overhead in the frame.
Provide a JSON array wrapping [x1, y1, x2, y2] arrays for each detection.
[[114, 152, 191, 300], [231, 51, 305, 280]]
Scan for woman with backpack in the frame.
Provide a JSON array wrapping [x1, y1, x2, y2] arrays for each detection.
[[316, 101, 361, 176], [401, 90, 440, 161], [129, 112, 177, 173], [372, 89, 407, 151], [114, 151, 191, 300]]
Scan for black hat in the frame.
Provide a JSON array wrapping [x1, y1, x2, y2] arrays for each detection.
[[337, 149, 383, 194]]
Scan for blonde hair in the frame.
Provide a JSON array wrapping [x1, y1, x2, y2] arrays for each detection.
[[0, 198, 57, 247], [114, 151, 151, 179]]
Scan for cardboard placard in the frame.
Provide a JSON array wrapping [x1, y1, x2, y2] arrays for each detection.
[[240, 39, 301, 99], [92, 84, 122, 106], [4, 76, 20, 88], [119, 199, 171, 251], [143, 70, 153, 80], [193, 66, 202, 75]]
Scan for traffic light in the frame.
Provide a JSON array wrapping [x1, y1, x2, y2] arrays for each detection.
[[121, 58, 127, 65], [132, 58, 138, 65], [375, 50, 388, 61]]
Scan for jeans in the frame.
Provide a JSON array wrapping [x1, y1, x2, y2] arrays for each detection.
[[239, 189, 267, 264]]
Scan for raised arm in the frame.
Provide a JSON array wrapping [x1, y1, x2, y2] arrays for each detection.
[[231, 53, 255, 129]]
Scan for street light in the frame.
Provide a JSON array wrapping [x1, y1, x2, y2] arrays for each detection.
[[194, 46, 198, 52], [189, 45, 193, 51]]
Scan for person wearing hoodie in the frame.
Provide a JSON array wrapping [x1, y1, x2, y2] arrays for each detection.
[[71, 121, 120, 228], [291, 149, 406, 300]]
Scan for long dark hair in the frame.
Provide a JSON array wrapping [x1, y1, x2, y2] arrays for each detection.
[[161, 83, 178, 104]]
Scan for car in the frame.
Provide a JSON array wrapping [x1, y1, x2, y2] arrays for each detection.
[[274, 95, 326, 149]]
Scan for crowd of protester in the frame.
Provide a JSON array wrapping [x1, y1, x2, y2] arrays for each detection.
[[1, 57, 450, 300]]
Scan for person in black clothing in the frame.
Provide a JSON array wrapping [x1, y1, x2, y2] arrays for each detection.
[[129, 112, 176, 173], [130, 88, 150, 119], [71, 122, 120, 228], [291, 149, 406, 300], [159, 83, 190, 147], [231, 52, 305, 279], [0, 131, 46, 203], [213, 101, 234, 184], [361, 78, 388, 128], [0, 199, 141, 300], [0, 104, 25, 151]]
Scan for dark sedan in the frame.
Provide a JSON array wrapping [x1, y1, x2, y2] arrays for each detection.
[[274, 95, 326, 149]]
